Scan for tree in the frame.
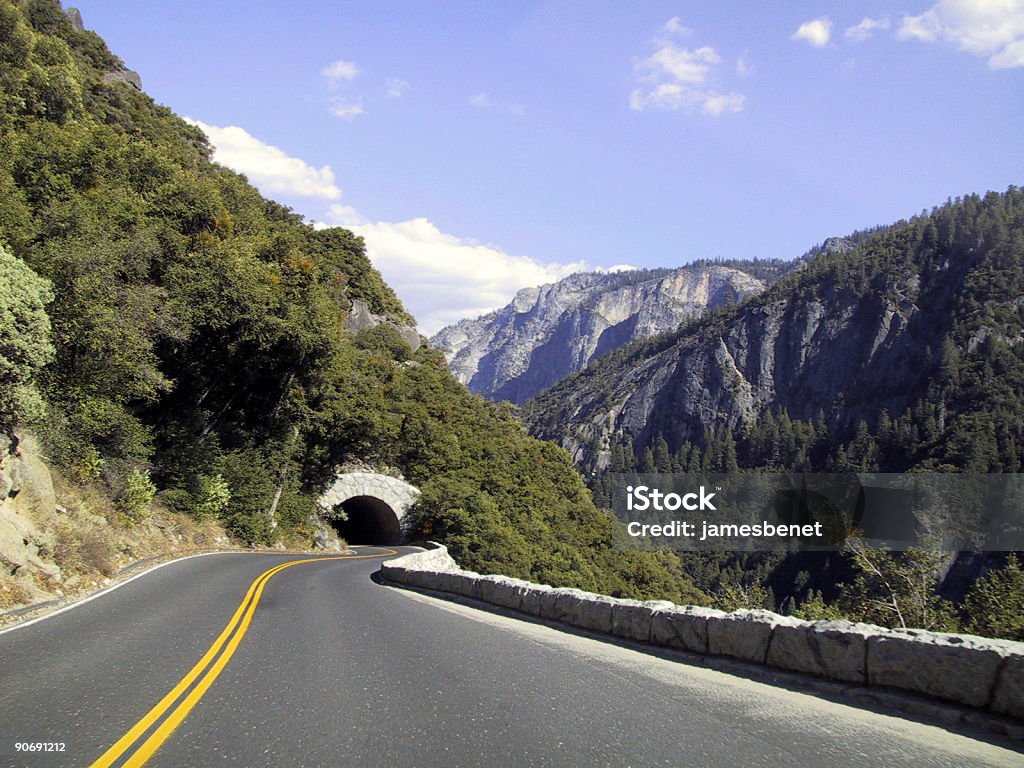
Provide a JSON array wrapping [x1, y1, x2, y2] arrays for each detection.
[[0, 245, 54, 445], [962, 555, 1024, 641], [837, 542, 958, 631]]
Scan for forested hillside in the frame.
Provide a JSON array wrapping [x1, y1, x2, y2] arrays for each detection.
[[0, 0, 707, 603], [526, 188, 1024, 478], [524, 188, 1024, 636]]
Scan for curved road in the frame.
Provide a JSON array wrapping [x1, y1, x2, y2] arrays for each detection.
[[0, 548, 1021, 767]]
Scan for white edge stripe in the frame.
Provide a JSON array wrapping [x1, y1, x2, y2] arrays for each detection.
[[0, 550, 318, 637]]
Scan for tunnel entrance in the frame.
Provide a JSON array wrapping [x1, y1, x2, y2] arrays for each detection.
[[330, 495, 402, 544]]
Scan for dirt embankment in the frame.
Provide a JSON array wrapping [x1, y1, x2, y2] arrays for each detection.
[[0, 433, 234, 623]]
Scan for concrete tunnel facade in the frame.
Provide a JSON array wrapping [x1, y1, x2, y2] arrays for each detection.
[[317, 472, 421, 544]]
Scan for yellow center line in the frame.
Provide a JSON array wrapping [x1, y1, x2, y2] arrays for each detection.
[[90, 547, 397, 768]]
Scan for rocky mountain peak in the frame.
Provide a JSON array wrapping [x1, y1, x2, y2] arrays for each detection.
[[430, 263, 770, 404]]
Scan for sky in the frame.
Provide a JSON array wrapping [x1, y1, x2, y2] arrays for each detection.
[[71, 1, 1024, 334]]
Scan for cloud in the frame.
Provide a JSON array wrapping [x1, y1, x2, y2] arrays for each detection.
[[469, 92, 525, 116], [701, 91, 746, 116], [898, 0, 1024, 69], [630, 24, 745, 116], [386, 78, 410, 98], [322, 60, 359, 87], [845, 16, 891, 41], [736, 55, 752, 77], [184, 119, 341, 199], [329, 100, 364, 120], [663, 16, 690, 36], [320, 209, 586, 334], [793, 17, 833, 47]]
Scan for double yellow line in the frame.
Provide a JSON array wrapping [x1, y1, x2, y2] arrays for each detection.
[[90, 548, 396, 768]]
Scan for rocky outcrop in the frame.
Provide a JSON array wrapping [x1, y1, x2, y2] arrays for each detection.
[[101, 69, 143, 90], [431, 266, 767, 404], [65, 7, 85, 32], [63, 7, 143, 91], [381, 546, 1024, 727], [348, 298, 422, 352], [1, 435, 61, 601]]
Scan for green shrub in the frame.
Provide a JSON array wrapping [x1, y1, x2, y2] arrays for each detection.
[[116, 468, 156, 523], [194, 473, 231, 519], [963, 555, 1024, 641]]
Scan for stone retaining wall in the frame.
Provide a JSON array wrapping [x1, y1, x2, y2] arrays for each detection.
[[380, 546, 1024, 721]]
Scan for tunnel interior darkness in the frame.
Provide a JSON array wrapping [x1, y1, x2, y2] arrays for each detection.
[[330, 495, 402, 544]]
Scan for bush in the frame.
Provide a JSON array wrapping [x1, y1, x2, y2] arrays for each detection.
[[116, 468, 156, 523], [193, 473, 231, 519]]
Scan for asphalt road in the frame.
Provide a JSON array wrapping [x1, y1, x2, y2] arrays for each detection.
[[0, 547, 1021, 768]]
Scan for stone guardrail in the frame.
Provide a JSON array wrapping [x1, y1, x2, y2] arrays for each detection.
[[381, 546, 1024, 723]]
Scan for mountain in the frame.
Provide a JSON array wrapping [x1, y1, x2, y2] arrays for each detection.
[[432, 262, 782, 404], [524, 189, 1024, 476]]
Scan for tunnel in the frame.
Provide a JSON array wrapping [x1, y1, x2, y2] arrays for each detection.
[[329, 495, 402, 544]]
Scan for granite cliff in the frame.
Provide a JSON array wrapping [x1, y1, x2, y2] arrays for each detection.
[[431, 265, 771, 404]]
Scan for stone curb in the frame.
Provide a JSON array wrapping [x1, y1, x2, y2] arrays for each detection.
[[380, 546, 1024, 722]]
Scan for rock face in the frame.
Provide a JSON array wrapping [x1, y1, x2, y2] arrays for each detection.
[[431, 266, 767, 404], [348, 298, 422, 352], [1, 435, 61, 600], [100, 69, 143, 90]]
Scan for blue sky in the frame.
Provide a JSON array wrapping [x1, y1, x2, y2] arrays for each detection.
[[72, 1, 1023, 333]]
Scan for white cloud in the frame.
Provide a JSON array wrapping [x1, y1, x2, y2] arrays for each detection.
[[333, 215, 586, 334], [469, 92, 525, 116], [386, 78, 410, 98], [845, 16, 891, 41], [663, 16, 690, 36], [736, 55, 752, 77], [322, 60, 359, 87], [321, 204, 365, 228], [648, 44, 720, 83], [329, 100, 364, 120], [184, 118, 341, 199], [630, 25, 745, 116], [701, 91, 746, 116], [793, 17, 833, 47], [898, 0, 1024, 69]]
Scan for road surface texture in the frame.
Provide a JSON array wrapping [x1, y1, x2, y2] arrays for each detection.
[[0, 547, 1021, 767]]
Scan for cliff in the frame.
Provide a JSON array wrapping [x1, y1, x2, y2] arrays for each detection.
[[432, 265, 768, 404]]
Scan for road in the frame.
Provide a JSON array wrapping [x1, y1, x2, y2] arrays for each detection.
[[0, 547, 1021, 767]]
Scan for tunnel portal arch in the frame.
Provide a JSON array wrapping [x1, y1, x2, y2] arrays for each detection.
[[317, 472, 420, 544]]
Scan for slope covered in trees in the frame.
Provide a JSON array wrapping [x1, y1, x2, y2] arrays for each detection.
[[0, 0, 709, 603], [526, 188, 1024, 477], [524, 188, 1024, 634]]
